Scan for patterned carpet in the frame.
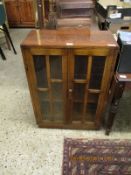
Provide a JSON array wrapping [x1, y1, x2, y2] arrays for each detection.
[[63, 138, 131, 175]]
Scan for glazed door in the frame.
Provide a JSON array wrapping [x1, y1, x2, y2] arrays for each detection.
[[68, 49, 109, 126], [30, 49, 68, 125]]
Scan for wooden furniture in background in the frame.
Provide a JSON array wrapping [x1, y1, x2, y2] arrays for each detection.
[[56, 0, 96, 28], [56, 0, 95, 18], [105, 73, 131, 135], [21, 28, 118, 129], [4, 0, 35, 27], [36, 0, 97, 29], [36, 0, 44, 28]]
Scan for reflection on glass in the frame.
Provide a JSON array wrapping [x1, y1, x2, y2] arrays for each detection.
[[50, 56, 62, 79], [33, 55, 48, 88], [74, 55, 88, 79], [89, 56, 105, 89]]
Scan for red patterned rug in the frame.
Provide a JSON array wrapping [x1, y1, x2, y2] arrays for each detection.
[[62, 138, 131, 175]]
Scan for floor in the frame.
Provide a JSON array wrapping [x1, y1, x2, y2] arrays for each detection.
[[0, 29, 131, 175]]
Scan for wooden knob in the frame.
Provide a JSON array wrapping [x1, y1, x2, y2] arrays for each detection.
[[69, 89, 72, 92]]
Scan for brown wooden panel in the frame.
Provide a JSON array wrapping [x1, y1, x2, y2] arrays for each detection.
[[56, 0, 95, 18], [38, 120, 96, 130], [95, 49, 118, 127], [21, 29, 118, 49], [19, 0, 35, 24], [5, 0, 21, 26], [73, 48, 110, 56], [30, 48, 66, 56], [5, 0, 35, 27]]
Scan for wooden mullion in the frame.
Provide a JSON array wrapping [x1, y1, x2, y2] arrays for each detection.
[[36, 0, 44, 28], [62, 51, 68, 124], [88, 89, 101, 93], [37, 87, 48, 92], [50, 79, 63, 83], [68, 49, 74, 123], [82, 56, 92, 121], [73, 79, 87, 83], [46, 55, 54, 120], [95, 49, 118, 127], [73, 99, 97, 103]]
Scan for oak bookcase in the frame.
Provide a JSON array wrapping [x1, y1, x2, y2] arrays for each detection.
[[21, 28, 118, 129]]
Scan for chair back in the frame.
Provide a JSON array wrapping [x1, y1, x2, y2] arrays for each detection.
[[0, 4, 6, 25]]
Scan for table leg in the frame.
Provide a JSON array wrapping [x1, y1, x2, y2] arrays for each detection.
[[105, 78, 125, 135]]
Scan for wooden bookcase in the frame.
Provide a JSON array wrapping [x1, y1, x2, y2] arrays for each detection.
[[21, 28, 118, 129]]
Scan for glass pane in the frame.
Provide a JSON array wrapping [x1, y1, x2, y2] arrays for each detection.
[[85, 103, 97, 122], [72, 102, 83, 121], [38, 91, 51, 120], [73, 84, 85, 102], [72, 93, 99, 122], [38, 91, 49, 101], [52, 83, 63, 100], [33, 55, 48, 88], [89, 56, 105, 89], [38, 91, 64, 121], [40, 101, 51, 120], [74, 55, 88, 79], [50, 56, 62, 79], [88, 93, 99, 103], [53, 102, 64, 121], [85, 93, 99, 122]]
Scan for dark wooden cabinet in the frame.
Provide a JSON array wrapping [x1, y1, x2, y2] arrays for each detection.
[[5, 0, 35, 27], [56, 0, 95, 18], [21, 28, 118, 130]]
